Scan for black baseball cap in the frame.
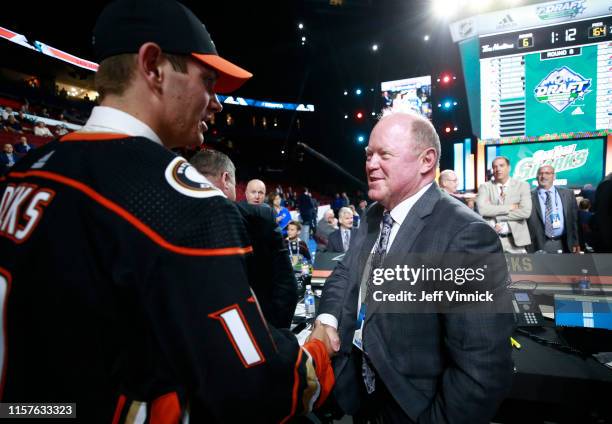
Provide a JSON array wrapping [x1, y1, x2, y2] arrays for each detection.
[[93, 0, 252, 93]]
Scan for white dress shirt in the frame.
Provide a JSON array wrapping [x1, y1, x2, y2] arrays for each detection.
[[317, 183, 433, 329], [79, 106, 163, 145], [495, 182, 510, 235]]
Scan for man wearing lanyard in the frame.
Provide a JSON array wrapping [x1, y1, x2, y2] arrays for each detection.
[[527, 165, 580, 253], [313, 113, 513, 423]]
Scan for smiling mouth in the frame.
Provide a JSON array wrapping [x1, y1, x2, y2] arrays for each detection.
[[200, 120, 208, 133]]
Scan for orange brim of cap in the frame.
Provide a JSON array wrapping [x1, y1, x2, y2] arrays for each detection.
[[192, 53, 252, 94]]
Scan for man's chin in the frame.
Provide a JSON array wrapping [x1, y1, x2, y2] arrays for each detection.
[[367, 188, 383, 202]]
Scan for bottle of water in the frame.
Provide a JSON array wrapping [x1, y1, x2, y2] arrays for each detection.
[[578, 269, 591, 292], [304, 284, 315, 319]]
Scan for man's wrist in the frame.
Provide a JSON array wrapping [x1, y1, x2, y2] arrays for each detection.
[[316, 313, 338, 329]]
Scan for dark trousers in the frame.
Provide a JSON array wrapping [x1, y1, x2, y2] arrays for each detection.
[[352, 353, 414, 424]]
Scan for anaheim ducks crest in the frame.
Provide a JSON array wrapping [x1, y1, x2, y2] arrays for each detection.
[[164, 157, 225, 198]]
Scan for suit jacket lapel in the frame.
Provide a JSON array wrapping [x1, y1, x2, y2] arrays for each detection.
[[365, 185, 441, 324], [358, 204, 383, 278], [532, 190, 543, 225], [386, 184, 441, 258]]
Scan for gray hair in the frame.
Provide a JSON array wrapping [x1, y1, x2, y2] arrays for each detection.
[[439, 169, 456, 183], [190, 149, 235, 181], [338, 207, 353, 218]]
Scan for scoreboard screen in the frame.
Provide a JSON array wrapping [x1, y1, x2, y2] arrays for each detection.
[[479, 15, 612, 142]]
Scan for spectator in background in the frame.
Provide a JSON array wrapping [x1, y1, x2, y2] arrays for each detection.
[[286, 220, 311, 263], [40, 108, 50, 118], [297, 187, 315, 242], [5, 115, 23, 134], [527, 165, 579, 253], [349, 204, 360, 228], [191, 150, 297, 329], [439, 169, 476, 209], [55, 124, 69, 137], [268, 192, 292, 236], [14, 136, 33, 155], [592, 173, 612, 253], [326, 207, 356, 253], [477, 156, 532, 253], [578, 198, 594, 252], [0, 107, 13, 120], [316, 209, 338, 250], [33, 121, 53, 137], [0, 144, 17, 173], [17, 111, 35, 126], [580, 183, 596, 205], [356, 199, 368, 217], [245, 178, 267, 205], [332, 193, 344, 217], [341, 191, 350, 208], [286, 186, 296, 208]]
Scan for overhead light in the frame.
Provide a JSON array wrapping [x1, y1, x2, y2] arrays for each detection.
[[371, 44, 378, 51], [432, 0, 461, 19], [301, 36, 306, 42], [298, 23, 304, 29], [423, 35, 430, 41], [343, 90, 348, 96], [355, 88, 362, 95]]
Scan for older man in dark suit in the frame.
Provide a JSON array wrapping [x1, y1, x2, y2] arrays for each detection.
[[314, 113, 514, 423], [527, 165, 580, 253], [190, 149, 297, 328], [326, 207, 357, 253]]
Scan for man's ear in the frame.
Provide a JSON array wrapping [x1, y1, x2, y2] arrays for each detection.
[[420, 147, 438, 174], [221, 171, 231, 190], [137, 42, 165, 94]]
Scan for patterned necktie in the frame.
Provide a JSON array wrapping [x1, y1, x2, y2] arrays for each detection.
[[499, 185, 505, 204], [544, 190, 554, 238], [362, 211, 394, 394], [342, 229, 350, 252], [364, 212, 394, 303]]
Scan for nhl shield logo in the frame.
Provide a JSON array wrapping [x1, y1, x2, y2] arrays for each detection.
[[534, 66, 591, 113]]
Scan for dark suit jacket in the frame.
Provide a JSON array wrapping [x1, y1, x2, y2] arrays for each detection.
[[236, 203, 297, 328], [319, 184, 514, 423], [326, 228, 356, 253], [0, 152, 17, 175], [592, 178, 612, 253], [527, 187, 578, 252]]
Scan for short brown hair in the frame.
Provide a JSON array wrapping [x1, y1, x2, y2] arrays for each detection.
[[95, 53, 189, 101], [288, 220, 301, 231]]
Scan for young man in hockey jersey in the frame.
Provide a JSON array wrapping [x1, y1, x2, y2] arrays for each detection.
[[0, 0, 335, 422]]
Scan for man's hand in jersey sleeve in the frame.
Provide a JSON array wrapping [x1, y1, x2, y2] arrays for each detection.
[[307, 320, 340, 356]]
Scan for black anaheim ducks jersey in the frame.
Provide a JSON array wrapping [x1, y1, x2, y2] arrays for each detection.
[[0, 133, 333, 423]]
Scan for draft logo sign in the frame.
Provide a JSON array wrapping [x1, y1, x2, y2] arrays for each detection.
[[534, 66, 591, 113]]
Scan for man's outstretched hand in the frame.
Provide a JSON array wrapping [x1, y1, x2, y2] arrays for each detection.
[[307, 320, 340, 356]]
